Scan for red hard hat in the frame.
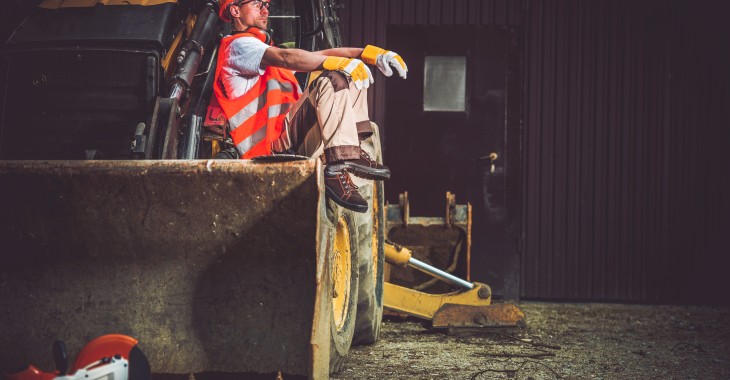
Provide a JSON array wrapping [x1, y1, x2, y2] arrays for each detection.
[[218, 0, 238, 22]]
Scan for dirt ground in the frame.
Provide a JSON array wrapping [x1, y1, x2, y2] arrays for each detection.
[[332, 302, 730, 380]]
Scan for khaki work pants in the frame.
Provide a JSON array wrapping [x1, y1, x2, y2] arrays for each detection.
[[272, 71, 372, 162]]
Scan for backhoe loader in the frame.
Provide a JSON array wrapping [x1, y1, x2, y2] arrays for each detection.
[[0, 0, 385, 378]]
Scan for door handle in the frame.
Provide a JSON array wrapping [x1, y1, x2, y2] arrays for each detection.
[[478, 152, 499, 173]]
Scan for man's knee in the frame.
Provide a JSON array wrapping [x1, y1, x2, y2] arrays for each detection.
[[311, 70, 350, 92]]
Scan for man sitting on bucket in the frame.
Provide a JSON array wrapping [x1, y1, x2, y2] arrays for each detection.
[[214, 0, 408, 213]]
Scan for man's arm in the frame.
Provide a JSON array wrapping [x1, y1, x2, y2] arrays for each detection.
[[261, 47, 364, 72], [315, 48, 365, 59], [260, 44, 406, 89]]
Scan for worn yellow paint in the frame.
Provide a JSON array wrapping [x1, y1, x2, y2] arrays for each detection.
[[161, 26, 184, 72], [40, 0, 177, 9], [331, 216, 351, 331], [383, 239, 411, 268], [161, 13, 195, 72], [307, 71, 322, 86], [383, 282, 492, 320], [210, 140, 221, 158], [371, 183, 379, 285]]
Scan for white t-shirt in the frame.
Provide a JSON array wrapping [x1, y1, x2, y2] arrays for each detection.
[[220, 35, 270, 99]]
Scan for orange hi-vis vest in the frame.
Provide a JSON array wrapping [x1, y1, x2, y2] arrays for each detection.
[[214, 33, 301, 158]]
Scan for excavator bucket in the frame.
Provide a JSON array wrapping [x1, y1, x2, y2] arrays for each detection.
[[0, 159, 336, 378]]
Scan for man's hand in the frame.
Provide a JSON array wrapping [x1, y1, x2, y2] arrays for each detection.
[[361, 45, 408, 79], [322, 57, 374, 90]]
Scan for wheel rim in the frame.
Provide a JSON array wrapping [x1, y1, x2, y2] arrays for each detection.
[[332, 216, 352, 331]]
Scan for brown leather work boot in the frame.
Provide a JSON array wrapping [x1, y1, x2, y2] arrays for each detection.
[[325, 148, 390, 180], [324, 169, 368, 213]]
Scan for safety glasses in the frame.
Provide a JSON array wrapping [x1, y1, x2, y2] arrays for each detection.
[[237, 0, 270, 10]]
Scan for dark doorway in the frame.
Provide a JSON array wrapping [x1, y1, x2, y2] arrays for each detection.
[[385, 25, 521, 300]]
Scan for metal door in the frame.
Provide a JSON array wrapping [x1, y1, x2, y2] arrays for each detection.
[[384, 25, 521, 299]]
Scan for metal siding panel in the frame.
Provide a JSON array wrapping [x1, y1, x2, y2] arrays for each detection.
[[644, 14, 663, 301], [402, 0, 416, 25], [605, 1, 621, 300], [643, 0, 672, 303], [338, 1, 350, 44], [441, 0, 455, 25], [415, 0, 428, 25], [508, 0, 521, 25], [565, 0, 582, 299], [363, 0, 376, 45], [617, 1, 630, 300], [552, 0, 568, 298], [388, 0, 403, 24], [623, 3, 638, 300], [667, 3, 687, 303], [524, 1, 539, 297], [348, 0, 364, 47], [537, 0, 557, 298], [691, 2, 725, 304], [468, 0, 481, 25], [522, 0, 542, 298], [591, 0, 609, 300], [413, 0, 428, 25], [633, 3, 648, 301], [428, 0, 440, 25], [578, 0, 593, 300], [658, 7, 671, 303], [534, 5, 543, 298], [454, 0, 465, 25], [495, 0, 507, 26], [481, 0, 495, 25], [520, 0, 729, 302]]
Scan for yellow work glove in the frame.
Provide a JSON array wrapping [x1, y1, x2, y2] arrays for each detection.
[[322, 57, 374, 90], [361, 45, 408, 79]]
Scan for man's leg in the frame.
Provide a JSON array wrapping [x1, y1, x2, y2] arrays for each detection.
[[273, 71, 383, 212], [276, 71, 360, 159], [349, 79, 374, 141], [295, 72, 389, 180]]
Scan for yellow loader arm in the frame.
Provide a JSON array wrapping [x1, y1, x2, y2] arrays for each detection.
[[384, 242, 525, 329], [383, 193, 526, 330]]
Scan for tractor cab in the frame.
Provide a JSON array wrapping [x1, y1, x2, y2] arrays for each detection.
[[0, 0, 342, 160]]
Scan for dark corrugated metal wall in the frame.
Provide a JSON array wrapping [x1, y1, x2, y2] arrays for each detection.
[[339, 0, 730, 303], [523, 0, 671, 301], [521, 0, 729, 303]]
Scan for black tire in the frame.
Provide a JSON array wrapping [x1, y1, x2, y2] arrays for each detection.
[[326, 201, 359, 374], [352, 123, 385, 346], [352, 179, 385, 346]]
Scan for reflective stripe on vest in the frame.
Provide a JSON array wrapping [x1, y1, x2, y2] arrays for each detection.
[[228, 80, 295, 132], [213, 33, 301, 158], [235, 101, 292, 154]]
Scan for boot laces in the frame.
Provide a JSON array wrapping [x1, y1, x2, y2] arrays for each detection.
[[339, 171, 358, 192]]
